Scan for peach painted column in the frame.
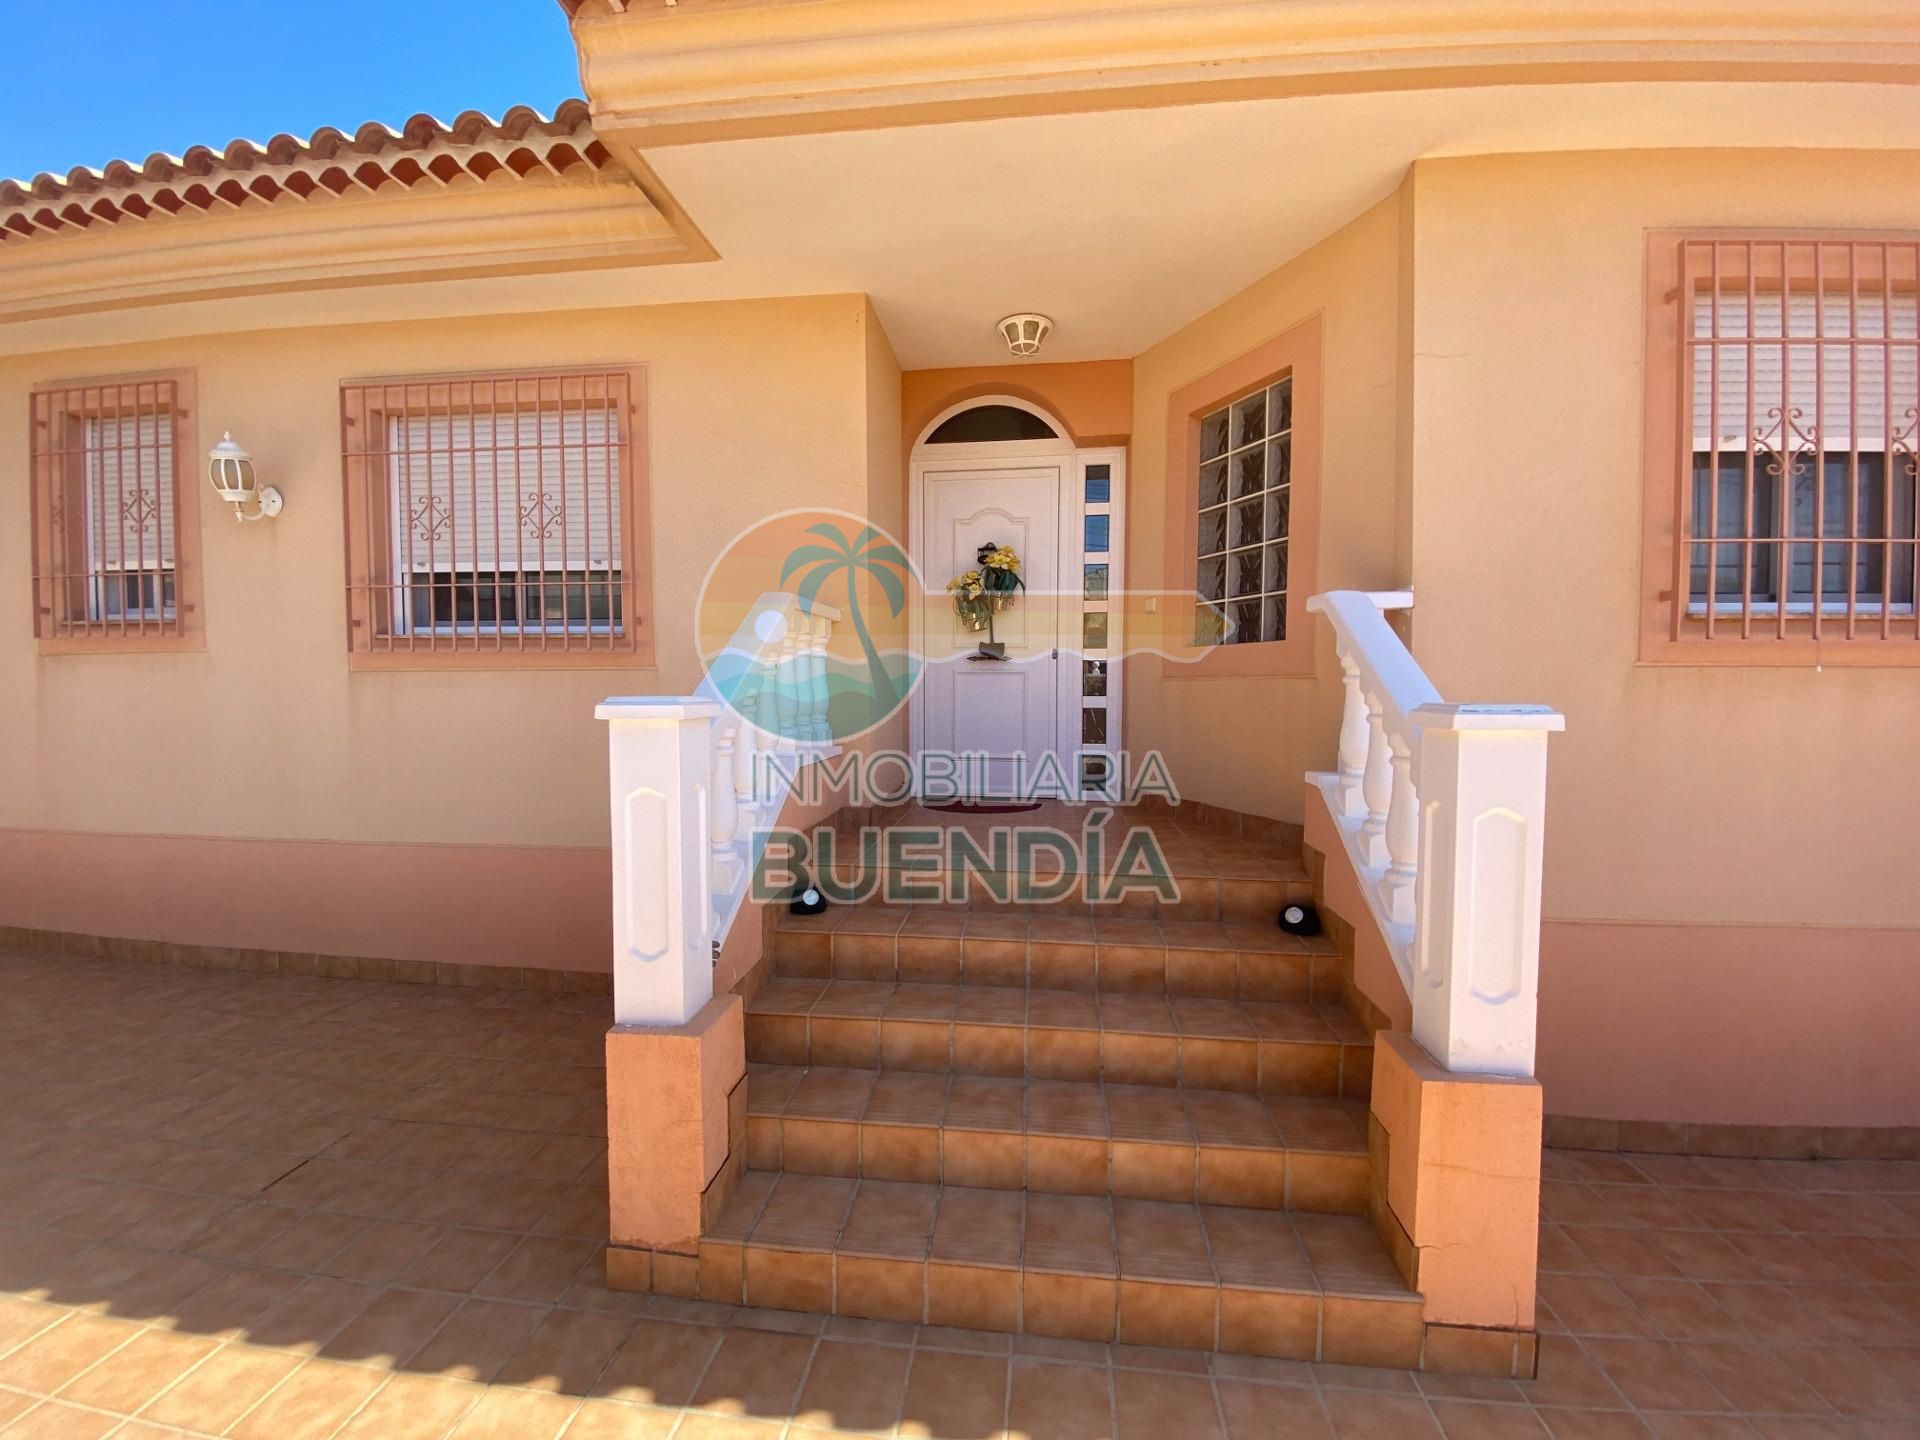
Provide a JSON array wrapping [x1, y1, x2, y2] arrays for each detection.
[[605, 993, 744, 1264], [597, 696, 745, 1275], [1371, 1030, 1542, 1337]]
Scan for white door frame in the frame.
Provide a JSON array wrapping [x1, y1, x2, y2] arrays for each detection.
[[907, 397, 1125, 798]]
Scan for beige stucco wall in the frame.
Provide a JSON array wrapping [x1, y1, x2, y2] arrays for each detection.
[[859, 298, 908, 760], [0, 292, 880, 970], [1126, 193, 1405, 820], [1405, 149, 1920, 929], [1403, 150, 1920, 1126]]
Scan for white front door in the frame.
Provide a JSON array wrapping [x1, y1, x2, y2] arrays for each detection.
[[915, 457, 1064, 796]]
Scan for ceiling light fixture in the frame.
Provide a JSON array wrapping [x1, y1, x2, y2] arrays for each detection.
[[997, 313, 1053, 358]]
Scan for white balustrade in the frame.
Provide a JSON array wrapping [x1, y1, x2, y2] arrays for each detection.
[[1305, 590, 1564, 1078], [808, 612, 833, 743], [599, 591, 842, 1028]]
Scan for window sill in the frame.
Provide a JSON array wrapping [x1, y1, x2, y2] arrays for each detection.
[[1159, 638, 1318, 680], [36, 632, 206, 657], [348, 647, 657, 672], [1638, 633, 1920, 667]]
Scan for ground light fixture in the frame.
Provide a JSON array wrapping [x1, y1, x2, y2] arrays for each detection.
[[207, 432, 284, 522], [997, 312, 1053, 357]]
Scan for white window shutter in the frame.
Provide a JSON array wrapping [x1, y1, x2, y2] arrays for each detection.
[[388, 408, 620, 574], [84, 415, 175, 574], [1693, 291, 1920, 452]]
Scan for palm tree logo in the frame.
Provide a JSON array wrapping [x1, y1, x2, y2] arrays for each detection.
[[779, 523, 912, 723]]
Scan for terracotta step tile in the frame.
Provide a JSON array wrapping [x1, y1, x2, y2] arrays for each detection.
[[835, 905, 912, 937], [812, 981, 892, 1018], [954, 986, 1029, 1025], [770, 852, 1313, 928], [1106, 1085, 1194, 1145], [1026, 1080, 1108, 1139], [839, 1179, 938, 1259], [863, 1070, 951, 1128], [1025, 990, 1099, 1031], [882, 983, 958, 1022], [1024, 1192, 1118, 1276], [683, 1178, 1420, 1364], [944, 1075, 1026, 1133], [1203, 1207, 1319, 1292], [1097, 994, 1177, 1035], [1114, 1198, 1217, 1284], [746, 984, 1370, 1100], [750, 1173, 856, 1252], [775, 905, 1342, 1006], [1264, 1096, 1369, 1153], [930, 1186, 1025, 1269], [706, 1170, 776, 1244], [786, 1067, 877, 1122], [744, 1068, 1365, 1214], [1295, 1212, 1414, 1298], [1187, 1092, 1283, 1150]]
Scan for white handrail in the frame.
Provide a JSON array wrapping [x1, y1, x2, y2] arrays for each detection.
[[1306, 589, 1563, 1077], [598, 591, 841, 1027]]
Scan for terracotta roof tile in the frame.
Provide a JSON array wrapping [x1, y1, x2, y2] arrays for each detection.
[[0, 100, 611, 242]]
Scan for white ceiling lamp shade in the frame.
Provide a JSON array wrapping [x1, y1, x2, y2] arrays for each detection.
[[997, 312, 1053, 358]]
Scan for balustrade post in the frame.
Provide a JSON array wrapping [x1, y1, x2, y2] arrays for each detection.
[[1408, 702, 1565, 1077], [1335, 648, 1369, 820], [731, 703, 758, 819], [805, 612, 830, 743], [711, 723, 741, 848], [1381, 735, 1418, 926], [1359, 693, 1392, 868], [596, 697, 722, 1028], [775, 632, 800, 741], [752, 679, 781, 807]]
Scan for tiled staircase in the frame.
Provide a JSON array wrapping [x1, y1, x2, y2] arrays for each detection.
[[677, 835, 1430, 1369]]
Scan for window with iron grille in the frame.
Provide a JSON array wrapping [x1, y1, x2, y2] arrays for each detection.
[[1646, 236, 1920, 654], [1194, 374, 1292, 645], [28, 373, 199, 650], [339, 367, 650, 663]]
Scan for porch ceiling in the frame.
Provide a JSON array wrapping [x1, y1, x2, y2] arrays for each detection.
[[630, 79, 1920, 368]]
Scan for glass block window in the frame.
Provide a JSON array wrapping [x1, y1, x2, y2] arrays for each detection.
[[1079, 753, 1114, 797], [1077, 454, 1118, 793], [1196, 376, 1291, 645]]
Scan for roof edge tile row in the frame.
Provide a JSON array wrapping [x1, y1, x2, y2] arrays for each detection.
[[0, 100, 611, 243]]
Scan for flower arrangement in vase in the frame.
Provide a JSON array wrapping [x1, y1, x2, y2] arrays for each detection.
[[949, 542, 1023, 658]]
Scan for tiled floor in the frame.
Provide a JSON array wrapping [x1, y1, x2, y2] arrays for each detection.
[[2, 946, 1917, 1438]]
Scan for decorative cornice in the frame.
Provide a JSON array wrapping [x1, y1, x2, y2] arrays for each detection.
[[562, 0, 1920, 146], [0, 101, 612, 243]]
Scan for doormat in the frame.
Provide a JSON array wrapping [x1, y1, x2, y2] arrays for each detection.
[[924, 799, 1045, 814]]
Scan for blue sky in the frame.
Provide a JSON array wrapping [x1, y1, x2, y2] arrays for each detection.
[[1, 3, 584, 182]]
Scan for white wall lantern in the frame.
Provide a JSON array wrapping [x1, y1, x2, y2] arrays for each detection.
[[207, 432, 284, 522]]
